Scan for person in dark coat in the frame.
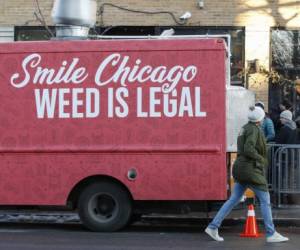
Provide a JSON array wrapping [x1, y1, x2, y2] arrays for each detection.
[[295, 117, 300, 143], [271, 99, 292, 132], [275, 110, 297, 144], [205, 106, 288, 243], [255, 101, 275, 142], [275, 110, 298, 204]]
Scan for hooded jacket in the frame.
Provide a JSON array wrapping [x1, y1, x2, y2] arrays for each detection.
[[261, 117, 275, 142], [232, 122, 268, 191], [275, 120, 297, 144]]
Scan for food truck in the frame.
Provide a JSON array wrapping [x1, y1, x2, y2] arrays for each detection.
[[0, 37, 253, 231]]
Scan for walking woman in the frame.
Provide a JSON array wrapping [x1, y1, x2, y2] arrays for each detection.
[[205, 106, 289, 243]]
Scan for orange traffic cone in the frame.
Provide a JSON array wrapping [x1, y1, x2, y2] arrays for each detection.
[[240, 204, 263, 238]]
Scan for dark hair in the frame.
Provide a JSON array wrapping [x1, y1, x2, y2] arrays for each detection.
[[281, 99, 292, 109], [255, 103, 264, 110]]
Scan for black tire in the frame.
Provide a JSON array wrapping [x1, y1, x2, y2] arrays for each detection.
[[78, 181, 132, 232]]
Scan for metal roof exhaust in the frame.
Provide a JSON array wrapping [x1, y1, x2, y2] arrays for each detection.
[[52, 0, 97, 39]]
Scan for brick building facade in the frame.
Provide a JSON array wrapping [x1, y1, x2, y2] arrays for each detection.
[[1, 0, 300, 114]]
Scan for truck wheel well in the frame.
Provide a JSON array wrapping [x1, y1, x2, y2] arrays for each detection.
[[67, 175, 133, 209]]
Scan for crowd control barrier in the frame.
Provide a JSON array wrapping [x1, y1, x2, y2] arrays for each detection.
[[267, 144, 300, 207]]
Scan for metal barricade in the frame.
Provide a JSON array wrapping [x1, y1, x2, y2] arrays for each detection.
[[267, 144, 300, 207]]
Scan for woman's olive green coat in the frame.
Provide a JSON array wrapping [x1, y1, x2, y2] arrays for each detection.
[[232, 122, 268, 191]]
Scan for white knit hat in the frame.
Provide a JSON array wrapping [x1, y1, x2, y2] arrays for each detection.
[[248, 106, 265, 122], [280, 110, 293, 121]]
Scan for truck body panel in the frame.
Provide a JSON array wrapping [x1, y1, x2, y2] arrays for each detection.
[[0, 39, 226, 205]]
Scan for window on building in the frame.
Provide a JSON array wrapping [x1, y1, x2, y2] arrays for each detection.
[[95, 26, 156, 36], [15, 26, 55, 41], [270, 28, 300, 118]]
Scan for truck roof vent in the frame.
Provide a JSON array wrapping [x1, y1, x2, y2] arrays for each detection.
[[51, 0, 97, 40]]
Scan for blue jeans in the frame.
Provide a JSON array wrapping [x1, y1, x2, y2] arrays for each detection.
[[208, 182, 275, 237]]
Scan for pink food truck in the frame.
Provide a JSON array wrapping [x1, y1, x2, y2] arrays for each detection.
[[0, 37, 252, 231]]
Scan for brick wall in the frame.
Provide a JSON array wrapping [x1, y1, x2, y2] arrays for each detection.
[[0, 0, 299, 27], [1, 0, 300, 106]]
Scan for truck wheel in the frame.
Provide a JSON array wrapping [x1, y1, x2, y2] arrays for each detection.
[[78, 181, 132, 232]]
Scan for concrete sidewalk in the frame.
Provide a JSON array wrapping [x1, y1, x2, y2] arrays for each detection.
[[141, 205, 300, 228]]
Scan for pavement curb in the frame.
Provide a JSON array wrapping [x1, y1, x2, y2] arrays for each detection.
[[0, 211, 299, 227]]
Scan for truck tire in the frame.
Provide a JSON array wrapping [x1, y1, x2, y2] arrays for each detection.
[[78, 181, 132, 232]]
